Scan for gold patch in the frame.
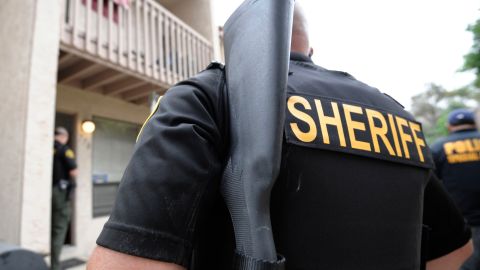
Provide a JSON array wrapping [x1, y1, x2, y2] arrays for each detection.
[[65, 149, 75, 159], [444, 138, 480, 164], [285, 94, 433, 168]]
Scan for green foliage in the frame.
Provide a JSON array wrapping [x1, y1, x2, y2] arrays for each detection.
[[432, 111, 449, 140], [411, 84, 479, 144], [462, 19, 480, 87]]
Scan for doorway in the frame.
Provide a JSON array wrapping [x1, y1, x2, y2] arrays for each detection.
[[54, 112, 76, 246]]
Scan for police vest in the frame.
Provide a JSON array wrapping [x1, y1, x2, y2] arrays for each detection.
[[270, 59, 434, 270], [432, 129, 480, 226], [284, 64, 432, 169]]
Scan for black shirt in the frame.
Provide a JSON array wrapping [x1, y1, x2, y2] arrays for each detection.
[[53, 140, 77, 185], [431, 128, 480, 226], [97, 54, 470, 269]]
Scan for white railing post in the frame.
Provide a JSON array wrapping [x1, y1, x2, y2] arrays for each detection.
[[181, 28, 188, 80], [60, 0, 68, 43], [176, 26, 183, 81], [117, 5, 124, 65], [200, 43, 204, 69], [197, 41, 201, 70], [143, 0, 151, 77], [97, 0, 104, 56], [150, 9, 158, 80], [157, 12, 165, 82], [85, 0, 92, 52], [170, 21, 178, 83], [204, 43, 209, 68], [72, 0, 80, 47], [107, 0, 114, 61], [135, 0, 141, 72], [164, 16, 171, 84], [187, 32, 193, 78], [127, 2, 133, 68], [197, 38, 203, 73]]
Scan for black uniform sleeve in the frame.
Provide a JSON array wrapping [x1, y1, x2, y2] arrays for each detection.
[[422, 171, 471, 260], [96, 69, 226, 268], [62, 147, 77, 171], [430, 142, 445, 179]]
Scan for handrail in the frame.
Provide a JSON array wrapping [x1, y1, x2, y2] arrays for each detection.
[[60, 0, 214, 87]]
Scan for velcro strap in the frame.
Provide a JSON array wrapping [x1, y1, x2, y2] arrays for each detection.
[[233, 251, 286, 270]]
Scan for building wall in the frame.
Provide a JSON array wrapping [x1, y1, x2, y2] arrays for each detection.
[[55, 85, 149, 259], [0, 0, 60, 253]]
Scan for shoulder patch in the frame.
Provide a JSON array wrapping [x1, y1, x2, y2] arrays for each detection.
[[65, 149, 75, 159], [442, 138, 480, 164], [206, 61, 225, 70], [137, 96, 163, 142], [285, 92, 433, 169]]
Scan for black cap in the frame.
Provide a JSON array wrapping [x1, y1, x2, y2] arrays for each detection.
[[448, 109, 476, 126]]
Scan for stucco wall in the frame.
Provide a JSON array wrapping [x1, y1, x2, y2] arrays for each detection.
[[0, 0, 60, 253], [56, 85, 149, 259]]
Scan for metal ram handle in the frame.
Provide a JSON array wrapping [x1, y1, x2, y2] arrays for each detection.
[[221, 0, 295, 268]]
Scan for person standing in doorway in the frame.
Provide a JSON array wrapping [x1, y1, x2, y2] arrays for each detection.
[[51, 127, 78, 270]]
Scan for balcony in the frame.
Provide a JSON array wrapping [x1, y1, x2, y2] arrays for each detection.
[[59, 0, 214, 104]]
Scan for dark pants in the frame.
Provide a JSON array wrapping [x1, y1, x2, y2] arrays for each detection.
[[461, 227, 480, 270], [51, 186, 72, 270]]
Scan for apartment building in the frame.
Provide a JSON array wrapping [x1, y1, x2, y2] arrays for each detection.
[[0, 0, 221, 263]]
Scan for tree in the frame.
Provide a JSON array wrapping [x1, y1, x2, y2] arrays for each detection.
[[411, 84, 479, 144], [462, 19, 480, 87]]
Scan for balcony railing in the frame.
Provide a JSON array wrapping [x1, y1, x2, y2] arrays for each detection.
[[60, 0, 213, 87]]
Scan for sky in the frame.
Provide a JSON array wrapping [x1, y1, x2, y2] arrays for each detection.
[[212, 0, 479, 109]]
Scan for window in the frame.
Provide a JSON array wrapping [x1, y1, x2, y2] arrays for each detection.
[[92, 116, 140, 217]]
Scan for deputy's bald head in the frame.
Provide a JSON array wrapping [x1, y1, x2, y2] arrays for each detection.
[[291, 2, 312, 57]]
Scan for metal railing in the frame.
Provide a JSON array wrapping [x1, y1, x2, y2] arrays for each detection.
[[60, 0, 213, 85]]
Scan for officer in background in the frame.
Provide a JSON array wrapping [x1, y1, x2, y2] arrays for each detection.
[[431, 109, 480, 270], [51, 127, 77, 270], [88, 3, 473, 270]]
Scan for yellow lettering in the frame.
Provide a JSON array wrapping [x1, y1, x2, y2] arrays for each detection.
[[454, 141, 467, 154], [315, 100, 347, 146], [396, 116, 413, 159], [465, 139, 475, 152], [447, 153, 480, 164], [443, 142, 455, 155], [288, 96, 318, 143], [409, 122, 426, 162], [388, 114, 403, 157], [474, 139, 480, 151], [366, 109, 395, 155], [343, 104, 371, 152]]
